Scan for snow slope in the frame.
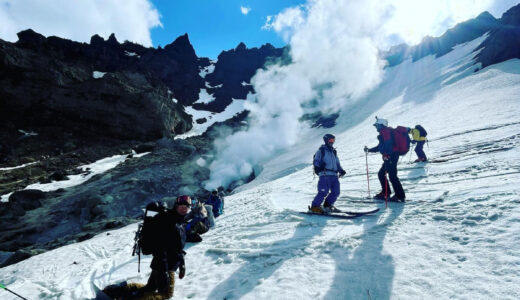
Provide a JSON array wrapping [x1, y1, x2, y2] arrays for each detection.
[[1, 36, 520, 300]]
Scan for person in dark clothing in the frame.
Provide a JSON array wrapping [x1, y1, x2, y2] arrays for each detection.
[[104, 196, 189, 300], [206, 190, 224, 218], [310, 133, 347, 214], [364, 118, 406, 202]]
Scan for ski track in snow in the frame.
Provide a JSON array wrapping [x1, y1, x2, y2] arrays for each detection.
[[1, 36, 520, 299]]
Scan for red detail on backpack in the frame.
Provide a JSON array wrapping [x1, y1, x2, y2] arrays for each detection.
[[393, 126, 410, 155]]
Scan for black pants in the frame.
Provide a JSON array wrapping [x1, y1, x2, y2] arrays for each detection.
[[377, 154, 405, 199], [415, 141, 427, 160]]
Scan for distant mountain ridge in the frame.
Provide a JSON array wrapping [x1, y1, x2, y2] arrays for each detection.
[[384, 4, 520, 69]]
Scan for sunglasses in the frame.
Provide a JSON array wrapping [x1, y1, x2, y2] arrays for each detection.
[[177, 201, 191, 207]]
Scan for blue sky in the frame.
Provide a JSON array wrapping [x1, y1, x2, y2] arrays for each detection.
[[150, 0, 305, 59], [0, 0, 519, 60]]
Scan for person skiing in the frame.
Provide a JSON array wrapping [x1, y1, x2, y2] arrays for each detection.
[[310, 133, 347, 213], [104, 195, 189, 300], [206, 189, 224, 218], [364, 118, 406, 202], [409, 125, 428, 162]]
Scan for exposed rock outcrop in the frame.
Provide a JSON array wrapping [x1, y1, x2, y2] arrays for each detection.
[[475, 4, 520, 69], [195, 43, 286, 112]]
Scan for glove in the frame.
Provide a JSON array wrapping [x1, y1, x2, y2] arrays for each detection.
[[383, 154, 390, 161], [179, 263, 185, 279], [364, 146, 368, 153], [178, 254, 186, 279], [411, 140, 417, 144], [339, 169, 346, 177], [314, 166, 324, 174]]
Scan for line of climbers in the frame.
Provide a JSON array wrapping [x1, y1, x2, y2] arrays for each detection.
[[310, 117, 428, 213], [102, 190, 224, 300]]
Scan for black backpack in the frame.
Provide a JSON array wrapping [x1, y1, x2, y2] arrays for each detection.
[[132, 201, 168, 272], [415, 125, 427, 137], [138, 202, 167, 255]]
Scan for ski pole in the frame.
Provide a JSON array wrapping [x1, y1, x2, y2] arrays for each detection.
[[409, 144, 415, 163], [365, 152, 371, 198], [384, 172, 388, 209], [0, 283, 28, 300]]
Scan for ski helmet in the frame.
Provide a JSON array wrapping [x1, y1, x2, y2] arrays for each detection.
[[323, 133, 335, 145], [373, 117, 388, 128], [175, 195, 192, 207]]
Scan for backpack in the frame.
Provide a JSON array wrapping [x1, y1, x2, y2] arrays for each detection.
[[132, 201, 186, 272], [392, 126, 411, 155], [415, 125, 427, 137], [136, 201, 167, 256]]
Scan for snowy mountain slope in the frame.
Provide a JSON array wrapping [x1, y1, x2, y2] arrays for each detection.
[[1, 35, 520, 299]]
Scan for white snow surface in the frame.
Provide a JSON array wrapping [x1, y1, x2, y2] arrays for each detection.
[[0, 153, 149, 203], [199, 64, 215, 78], [92, 71, 106, 79], [2, 37, 520, 299], [0, 161, 38, 171], [176, 93, 254, 139], [193, 89, 216, 105]]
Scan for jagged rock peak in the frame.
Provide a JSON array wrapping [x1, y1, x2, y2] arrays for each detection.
[[501, 3, 520, 25], [89, 33, 121, 47], [260, 43, 275, 50], [235, 42, 247, 51], [107, 33, 119, 45], [164, 33, 191, 50], [476, 11, 496, 21], [89, 34, 104, 45], [16, 29, 46, 46]]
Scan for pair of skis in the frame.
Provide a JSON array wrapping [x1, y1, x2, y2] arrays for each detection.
[[300, 207, 380, 219]]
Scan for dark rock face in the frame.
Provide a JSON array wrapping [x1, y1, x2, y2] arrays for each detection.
[[501, 3, 520, 26], [195, 43, 285, 113], [475, 4, 520, 69], [0, 30, 192, 143], [138, 34, 205, 106]]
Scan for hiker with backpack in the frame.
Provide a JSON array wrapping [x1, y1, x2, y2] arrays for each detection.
[[206, 189, 224, 218], [309, 133, 347, 214], [184, 198, 211, 243], [409, 125, 428, 162], [104, 195, 190, 299], [364, 117, 407, 202]]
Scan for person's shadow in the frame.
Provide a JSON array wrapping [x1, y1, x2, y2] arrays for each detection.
[[206, 213, 328, 299], [323, 203, 404, 299]]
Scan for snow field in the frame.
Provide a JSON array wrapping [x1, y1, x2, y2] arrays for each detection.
[[1, 36, 520, 299]]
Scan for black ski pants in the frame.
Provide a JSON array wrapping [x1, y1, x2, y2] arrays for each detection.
[[414, 141, 427, 160], [377, 154, 405, 199]]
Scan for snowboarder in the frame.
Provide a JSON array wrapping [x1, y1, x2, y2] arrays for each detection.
[[364, 118, 406, 202], [310, 134, 347, 213], [206, 189, 224, 218], [104, 195, 190, 300], [409, 125, 428, 162]]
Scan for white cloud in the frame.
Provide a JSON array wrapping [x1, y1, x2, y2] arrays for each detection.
[[207, 0, 520, 189], [240, 6, 251, 15], [206, 0, 386, 189], [0, 0, 162, 46]]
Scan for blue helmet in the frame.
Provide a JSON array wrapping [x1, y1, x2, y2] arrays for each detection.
[[323, 134, 335, 145]]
